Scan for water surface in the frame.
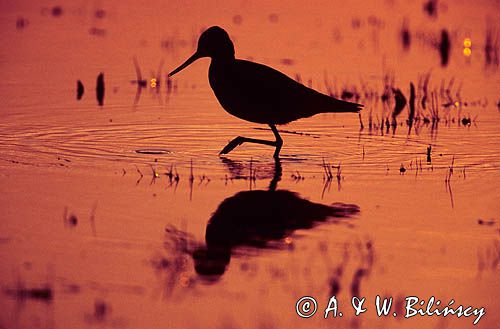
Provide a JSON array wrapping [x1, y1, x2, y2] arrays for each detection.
[[0, 1, 499, 328]]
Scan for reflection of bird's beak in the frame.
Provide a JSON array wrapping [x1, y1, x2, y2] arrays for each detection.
[[168, 52, 201, 77]]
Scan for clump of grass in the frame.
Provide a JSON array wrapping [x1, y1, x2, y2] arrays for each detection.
[[291, 171, 304, 182], [429, 90, 440, 124], [400, 18, 411, 51], [165, 164, 180, 186], [423, 0, 438, 18], [5, 268, 54, 302], [189, 159, 195, 199], [322, 158, 333, 181], [150, 164, 160, 185], [445, 155, 455, 183], [399, 163, 406, 174], [351, 240, 375, 296], [321, 158, 333, 198], [438, 29, 451, 67], [5, 285, 53, 302], [477, 218, 495, 226], [391, 87, 407, 127], [320, 68, 480, 136], [484, 22, 500, 67], [321, 159, 343, 195], [335, 162, 342, 191], [134, 165, 144, 184], [198, 175, 210, 186], [407, 82, 416, 130], [96, 73, 105, 106], [189, 159, 194, 183], [63, 207, 78, 227], [248, 158, 257, 189]]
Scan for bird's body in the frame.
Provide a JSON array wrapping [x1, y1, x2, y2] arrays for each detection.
[[169, 26, 363, 157], [209, 59, 360, 125]]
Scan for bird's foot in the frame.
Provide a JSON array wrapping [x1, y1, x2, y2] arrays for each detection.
[[219, 136, 245, 155]]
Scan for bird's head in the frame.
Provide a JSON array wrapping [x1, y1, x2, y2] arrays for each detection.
[[168, 26, 234, 77]]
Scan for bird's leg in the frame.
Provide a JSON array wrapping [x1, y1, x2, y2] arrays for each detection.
[[218, 124, 284, 158], [219, 136, 275, 155], [270, 124, 283, 158]]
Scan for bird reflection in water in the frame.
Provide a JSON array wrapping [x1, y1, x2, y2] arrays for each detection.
[[192, 158, 360, 280]]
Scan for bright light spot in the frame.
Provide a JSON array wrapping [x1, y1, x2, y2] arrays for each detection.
[[463, 47, 472, 56], [284, 237, 293, 245], [150, 78, 157, 88], [454, 101, 459, 107], [463, 38, 472, 48]]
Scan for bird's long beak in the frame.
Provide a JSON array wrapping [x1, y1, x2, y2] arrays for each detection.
[[168, 52, 201, 77]]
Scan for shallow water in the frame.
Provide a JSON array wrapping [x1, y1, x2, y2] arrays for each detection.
[[0, 1, 499, 328]]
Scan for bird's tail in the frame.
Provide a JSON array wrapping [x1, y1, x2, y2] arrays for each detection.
[[328, 98, 363, 113]]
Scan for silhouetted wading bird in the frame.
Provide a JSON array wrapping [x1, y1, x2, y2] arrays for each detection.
[[169, 26, 363, 158]]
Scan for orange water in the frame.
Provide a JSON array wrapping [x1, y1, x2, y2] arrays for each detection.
[[0, 1, 499, 328]]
